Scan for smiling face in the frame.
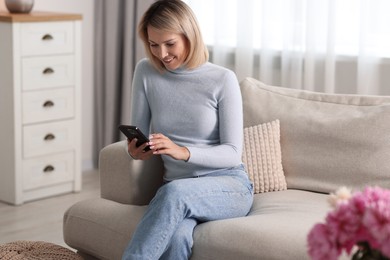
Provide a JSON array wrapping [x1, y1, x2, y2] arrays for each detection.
[[147, 26, 189, 71]]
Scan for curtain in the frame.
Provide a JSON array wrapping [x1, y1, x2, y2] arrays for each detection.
[[185, 0, 390, 95], [93, 0, 153, 166]]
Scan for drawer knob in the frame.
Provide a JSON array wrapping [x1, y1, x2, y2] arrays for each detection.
[[43, 100, 55, 108], [42, 34, 54, 41], [44, 133, 56, 141], [43, 165, 55, 173], [43, 68, 54, 74]]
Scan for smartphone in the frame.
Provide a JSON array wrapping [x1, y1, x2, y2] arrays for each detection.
[[118, 125, 151, 151]]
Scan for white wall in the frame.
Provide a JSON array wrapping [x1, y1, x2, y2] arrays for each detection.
[[0, 0, 95, 170]]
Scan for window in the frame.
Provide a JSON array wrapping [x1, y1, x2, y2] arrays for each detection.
[[186, 0, 390, 57]]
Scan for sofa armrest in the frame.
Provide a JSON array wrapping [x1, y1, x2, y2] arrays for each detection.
[[99, 141, 164, 205]]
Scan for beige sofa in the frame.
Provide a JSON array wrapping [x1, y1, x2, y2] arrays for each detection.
[[63, 78, 390, 260]]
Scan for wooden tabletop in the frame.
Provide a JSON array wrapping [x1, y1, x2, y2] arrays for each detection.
[[0, 11, 82, 22]]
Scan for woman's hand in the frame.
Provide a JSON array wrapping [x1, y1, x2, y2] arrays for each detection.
[[149, 133, 190, 161], [127, 138, 154, 160]]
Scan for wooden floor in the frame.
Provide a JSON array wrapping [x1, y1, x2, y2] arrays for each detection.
[[0, 169, 100, 250]]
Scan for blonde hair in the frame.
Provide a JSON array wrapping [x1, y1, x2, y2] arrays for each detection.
[[138, 0, 209, 72]]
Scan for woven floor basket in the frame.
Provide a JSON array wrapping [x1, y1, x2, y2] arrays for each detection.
[[0, 240, 83, 260]]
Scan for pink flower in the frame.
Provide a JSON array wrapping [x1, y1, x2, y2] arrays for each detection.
[[307, 223, 339, 260], [360, 187, 390, 257], [325, 203, 362, 253], [307, 186, 390, 259]]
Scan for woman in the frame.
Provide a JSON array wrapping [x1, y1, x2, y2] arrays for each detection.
[[122, 1, 253, 259]]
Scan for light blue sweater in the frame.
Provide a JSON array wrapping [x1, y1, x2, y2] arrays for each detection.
[[131, 58, 243, 181]]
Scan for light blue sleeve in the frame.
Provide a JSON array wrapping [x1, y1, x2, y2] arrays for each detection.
[[130, 59, 151, 137], [186, 71, 243, 168]]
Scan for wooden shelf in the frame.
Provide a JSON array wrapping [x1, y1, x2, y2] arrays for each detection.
[[0, 11, 82, 22]]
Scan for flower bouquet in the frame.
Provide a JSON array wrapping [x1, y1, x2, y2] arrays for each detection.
[[307, 186, 390, 260]]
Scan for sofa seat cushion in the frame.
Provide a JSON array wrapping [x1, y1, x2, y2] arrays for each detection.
[[192, 189, 351, 260], [63, 198, 147, 260], [64, 192, 350, 260]]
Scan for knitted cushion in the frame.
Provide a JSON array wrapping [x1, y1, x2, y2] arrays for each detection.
[[0, 240, 83, 260], [242, 119, 287, 193]]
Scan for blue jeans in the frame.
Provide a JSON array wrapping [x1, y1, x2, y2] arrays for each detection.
[[122, 164, 254, 260]]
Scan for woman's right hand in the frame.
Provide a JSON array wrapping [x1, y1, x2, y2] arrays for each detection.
[[127, 138, 154, 160]]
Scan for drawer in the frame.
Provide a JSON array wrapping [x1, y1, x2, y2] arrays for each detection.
[[23, 120, 76, 158], [23, 152, 74, 191], [22, 55, 75, 91], [21, 21, 74, 56], [22, 88, 75, 124]]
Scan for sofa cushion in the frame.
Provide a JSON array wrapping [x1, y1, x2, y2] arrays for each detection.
[[192, 190, 335, 260], [64, 191, 348, 260], [240, 77, 390, 193], [242, 120, 287, 193], [63, 198, 147, 260]]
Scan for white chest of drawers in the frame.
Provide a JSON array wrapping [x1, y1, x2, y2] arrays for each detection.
[[0, 12, 82, 205]]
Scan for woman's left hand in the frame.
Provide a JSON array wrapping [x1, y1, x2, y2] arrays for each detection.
[[149, 133, 190, 161]]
